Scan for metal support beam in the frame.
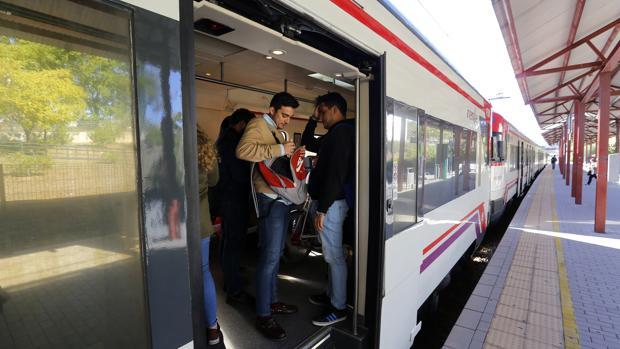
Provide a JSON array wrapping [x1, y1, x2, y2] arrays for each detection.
[[566, 123, 571, 186], [560, 131, 565, 177], [526, 18, 620, 73], [531, 95, 581, 104], [571, 107, 577, 198], [595, 71, 611, 233], [574, 101, 585, 204], [515, 61, 600, 78], [616, 121, 620, 153]]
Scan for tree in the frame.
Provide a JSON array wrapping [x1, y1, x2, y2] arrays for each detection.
[[0, 57, 86, 143], [0, 36, 132, 145]]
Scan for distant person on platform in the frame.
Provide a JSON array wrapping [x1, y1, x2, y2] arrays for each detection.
[[216, 108, 255, 306], [551, 155, 557, 170], [587, 155, 597, 185]]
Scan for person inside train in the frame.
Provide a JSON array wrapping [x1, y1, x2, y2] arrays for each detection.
[[197, 127, 223, 345], [551, 154, 557, 170], [302, 92, 355, 326], [216, 108, 255, 306], [236, 92, 300, 341]]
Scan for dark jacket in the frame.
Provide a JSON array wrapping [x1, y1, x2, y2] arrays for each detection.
[[303, 118, 355, 213], [217, 128, 251, 199]]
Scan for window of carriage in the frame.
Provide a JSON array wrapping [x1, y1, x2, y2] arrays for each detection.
[[419, 114, 477, 215], [385, 98, 419, 236]]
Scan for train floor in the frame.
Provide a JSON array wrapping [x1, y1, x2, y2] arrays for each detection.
[[445, 167, 620, 349], [209, 234, 339, 349]]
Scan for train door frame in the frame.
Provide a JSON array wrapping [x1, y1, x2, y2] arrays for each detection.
[[188, 2, 387, 347]]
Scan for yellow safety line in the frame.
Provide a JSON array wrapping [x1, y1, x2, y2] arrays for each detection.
[[550, 171, 581, 349]]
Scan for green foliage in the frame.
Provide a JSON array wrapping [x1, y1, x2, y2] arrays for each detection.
[[0, 36, 132, 144], [4, 152, 52, 176], [90, 120, 124, 145]]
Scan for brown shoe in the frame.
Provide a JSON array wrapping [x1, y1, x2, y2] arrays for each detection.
[[207, 323, 220, 346], [271, 302, 298, 315], [256, 316, 286, 341]]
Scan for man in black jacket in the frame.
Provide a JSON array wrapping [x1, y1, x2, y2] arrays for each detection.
[[216, 108, 254, 305], [302, 92, 354, 326]]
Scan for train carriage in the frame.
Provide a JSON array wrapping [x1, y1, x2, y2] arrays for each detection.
[[0, 0, 547, 348]]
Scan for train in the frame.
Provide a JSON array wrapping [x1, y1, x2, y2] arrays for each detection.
[[0, 0, 547, 348]]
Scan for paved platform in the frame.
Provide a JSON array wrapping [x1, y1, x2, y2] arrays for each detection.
[[444, 167, 620, 349]]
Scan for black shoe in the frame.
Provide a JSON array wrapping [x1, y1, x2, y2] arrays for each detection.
[[226, 291, 255, 306], [312, 307, 347, 326], [206, 323, 220, 346], [308, 293, 331, 307], [256, 316, 287, 341], [271, 302, 298, 314]]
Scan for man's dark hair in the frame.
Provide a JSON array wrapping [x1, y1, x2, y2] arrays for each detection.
[[270, 92, 299, 111], [229, 108, 255, 125], [316, 92, 347, 118]]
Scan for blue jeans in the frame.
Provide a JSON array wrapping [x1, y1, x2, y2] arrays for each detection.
[[201, 237, 217, 327], [256, 194, 290, 316], [314, 199, 349, 310]]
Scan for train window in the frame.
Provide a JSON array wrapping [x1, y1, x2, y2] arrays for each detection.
[[510, 145, 518, 171], [419, 115, 477, 215], [479, 117, 489, 165], [385, 98, 418, 235], [0, 1, 148, 347]]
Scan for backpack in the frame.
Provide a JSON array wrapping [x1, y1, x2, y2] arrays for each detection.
[[250, 131, 308, 217]]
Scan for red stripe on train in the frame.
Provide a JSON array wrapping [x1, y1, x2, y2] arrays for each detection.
[[422, 202, 485, 255], [330, 0, 485, 110]]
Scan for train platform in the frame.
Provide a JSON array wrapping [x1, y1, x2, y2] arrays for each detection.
[[443, 167, 620, 349]]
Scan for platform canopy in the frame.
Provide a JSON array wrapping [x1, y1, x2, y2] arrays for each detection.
[[492, 0, 620, 145]]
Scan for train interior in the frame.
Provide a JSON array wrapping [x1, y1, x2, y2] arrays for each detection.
[[193, 4, 368, 347]]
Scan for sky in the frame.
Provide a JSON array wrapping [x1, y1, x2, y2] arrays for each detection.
[[386, 0, 548, 146]]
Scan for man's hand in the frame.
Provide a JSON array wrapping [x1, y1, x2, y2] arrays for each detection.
[[311, 106, 322, 122], [283, 141, 295, 157], [314, 212, 325, 232]]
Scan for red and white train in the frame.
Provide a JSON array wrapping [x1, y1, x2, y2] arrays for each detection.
[[4, 0, 548, 348]]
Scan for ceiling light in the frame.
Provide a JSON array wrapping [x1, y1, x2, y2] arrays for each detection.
[[269, 49, 286, 55], [205, 72, 211, 76], [335, 73, 343, 77], [265, 56, 273, 60]]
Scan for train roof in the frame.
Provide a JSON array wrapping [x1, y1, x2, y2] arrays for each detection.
[[379, 0, 491, 108]]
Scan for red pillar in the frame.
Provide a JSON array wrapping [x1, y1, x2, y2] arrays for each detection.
[[560, 134, 565, 176], [616, 121, 619, 153], [574, 101, 585, 204], [595, 71, 610, 233], [571, 111, 578, 197], [566, 123, 571, 186]]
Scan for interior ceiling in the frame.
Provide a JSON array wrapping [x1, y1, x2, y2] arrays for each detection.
[[194, 32, 356, 115], [493, 0, 620, 145]]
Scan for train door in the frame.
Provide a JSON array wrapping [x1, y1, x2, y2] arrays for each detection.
[[191, 2, 383, 347], [0, 1, 200, 348]]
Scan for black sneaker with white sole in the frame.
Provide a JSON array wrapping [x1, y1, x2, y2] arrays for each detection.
[[312, 307, 347, 326], [308, 293, 331, 307]]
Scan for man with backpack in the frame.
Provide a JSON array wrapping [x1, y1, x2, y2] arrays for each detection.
[[236, 92, 299, 341], [303, 92, 355, 326]]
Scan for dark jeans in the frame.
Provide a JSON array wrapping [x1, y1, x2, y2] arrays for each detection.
[[256, 194, 290, 316], [587, 172, 597, 185], [221, 197, 249, 295], [552, 163, 555, 169]]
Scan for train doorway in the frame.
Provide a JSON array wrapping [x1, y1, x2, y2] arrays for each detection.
[[191, 2, 378, 347]]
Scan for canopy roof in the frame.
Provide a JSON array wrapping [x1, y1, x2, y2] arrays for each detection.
[[492, 0, 620, 145]]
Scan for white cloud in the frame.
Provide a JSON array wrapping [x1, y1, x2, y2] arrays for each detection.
[[387, 0, 548, 146]]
